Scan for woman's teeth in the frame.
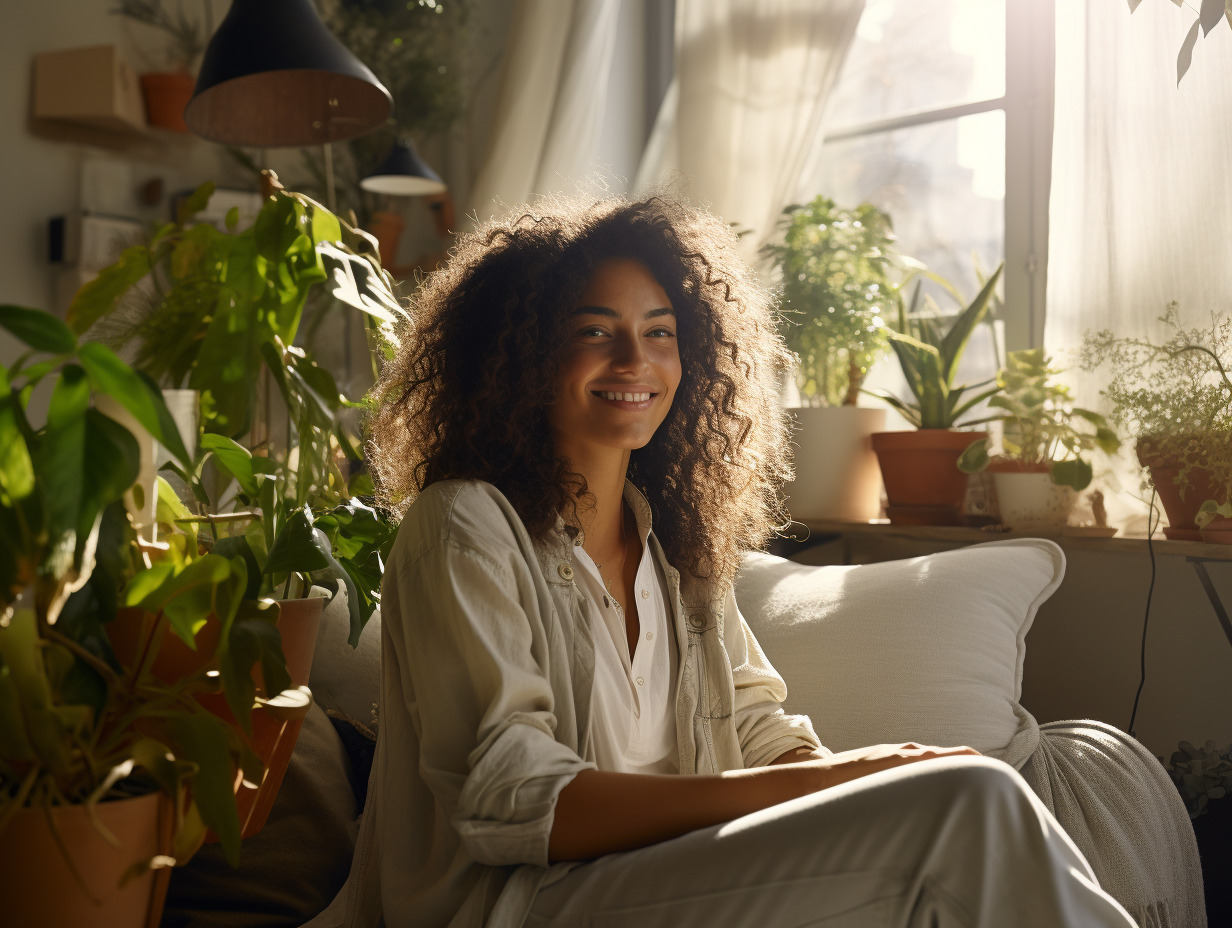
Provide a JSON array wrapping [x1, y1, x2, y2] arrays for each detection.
[[597, 391, 651, 402]]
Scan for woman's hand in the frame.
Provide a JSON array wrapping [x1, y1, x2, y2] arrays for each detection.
[[768, 743, 983, 803]]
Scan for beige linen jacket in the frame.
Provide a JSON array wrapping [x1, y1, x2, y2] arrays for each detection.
[[311, 479, 821, 928]]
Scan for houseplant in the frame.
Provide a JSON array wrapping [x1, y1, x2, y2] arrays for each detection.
[[760, 196, 901, 521], [110, 0, 209, 132], [0, 304, 282, 926], [865, 264, 1004, 525], [1161, 738, 1232, 922], [957, 349, 1121, 531], [70, 177, 403, 645], [1080, 302, 1232, 541]]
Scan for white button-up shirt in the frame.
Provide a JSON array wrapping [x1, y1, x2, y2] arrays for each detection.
[[572, 506, 678, 775]]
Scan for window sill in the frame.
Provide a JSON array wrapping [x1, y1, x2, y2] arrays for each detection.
[[790, 518, 1232, 561]]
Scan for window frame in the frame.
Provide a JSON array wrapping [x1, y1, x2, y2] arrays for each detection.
[[820, 0, 1056, 351]]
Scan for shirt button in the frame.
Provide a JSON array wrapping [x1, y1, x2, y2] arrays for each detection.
[[645, 631, 653, 641], [688, 613, 705, 629], [640, 589, 649, 599], [558, 564, 574, 581], [636, 676, 645, 686]]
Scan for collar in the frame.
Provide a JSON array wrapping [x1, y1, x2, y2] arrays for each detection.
[[570, 480, 654, 549]]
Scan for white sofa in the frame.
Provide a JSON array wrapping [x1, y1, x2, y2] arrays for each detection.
[[160, 540, 1205, 928]]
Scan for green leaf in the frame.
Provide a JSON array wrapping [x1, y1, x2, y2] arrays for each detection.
[[213, 535, 262, 600], [123, 554, 233, 647], [77, 343, 192, 467], [1178, 16, 1202, 83], [0, 305, 76, 354], [169, 711, 241, 865], [0, 367, 35, 503], [224, 206, 240, 233], [176, 181, 216, 227], [957, 438, 990, 474], [937, 265, 1003, 385], [310, 204, 342, 245], [199, 433, 260, 499], [1094, 426, 1122, 455], [1051, 458, 1093, 491], [64, 245, 151, 335], [264, 507, 330, 576]]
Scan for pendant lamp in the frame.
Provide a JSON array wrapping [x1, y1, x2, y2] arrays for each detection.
[[360, 139, 447, 196], [185, 0, 392, 148]]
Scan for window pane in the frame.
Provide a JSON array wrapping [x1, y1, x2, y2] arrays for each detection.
[[827, 0, 1006, 129], [803, 111, 1006, 401]]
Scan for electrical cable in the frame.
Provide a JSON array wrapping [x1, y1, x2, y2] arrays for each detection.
[[1127, 486, 1159, 738]]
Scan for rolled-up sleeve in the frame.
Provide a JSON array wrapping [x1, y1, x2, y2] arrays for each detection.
[[721, 584, 825, 767], [387, 531, 595, 869]]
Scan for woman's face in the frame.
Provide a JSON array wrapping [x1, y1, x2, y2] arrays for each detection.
[[546, 256, 682, 465]]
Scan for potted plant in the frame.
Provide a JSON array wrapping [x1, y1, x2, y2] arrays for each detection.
[[864, 264, 1004, 525], [956, 349, 1121, 531], [760, 197, 903, 521], [1080, 303, 1232, 541], [1161, 739, 1232, 923], [64, 178, 403, 835], [0, 305, 281, 926], [69, 177, 401, 646], [110, 0, 208, 132]]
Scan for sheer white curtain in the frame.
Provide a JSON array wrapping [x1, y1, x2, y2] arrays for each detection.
[[1045, 1, 1232, 526], [633, 0, 866, 256], [465, 0, 622, 222]]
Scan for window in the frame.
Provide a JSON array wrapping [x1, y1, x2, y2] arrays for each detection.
[[797, 0, 1055, 376]]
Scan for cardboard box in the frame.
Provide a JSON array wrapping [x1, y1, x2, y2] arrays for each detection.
[[32, 45, 147, 133]]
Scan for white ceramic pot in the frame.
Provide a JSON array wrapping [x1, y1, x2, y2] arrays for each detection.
[[94, 394, 158, 541], [783, 406, 886, 522], [992, 471, 1077, 532]]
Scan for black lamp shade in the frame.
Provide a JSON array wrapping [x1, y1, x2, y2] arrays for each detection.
[[360, 140, 447, 196], [185, 0, 392, 148]]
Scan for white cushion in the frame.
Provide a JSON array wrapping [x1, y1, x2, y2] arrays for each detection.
[[735, 539, 1065, 769]]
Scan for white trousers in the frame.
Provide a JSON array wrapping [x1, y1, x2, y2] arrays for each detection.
[[526, 757, 1139, 928]]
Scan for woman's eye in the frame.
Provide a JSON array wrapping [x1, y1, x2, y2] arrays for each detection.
[[578, 326, 608, 338], [647, 327, 676, 338]]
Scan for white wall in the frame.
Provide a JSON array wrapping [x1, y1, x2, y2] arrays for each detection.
[[0, 1, 242, 336]]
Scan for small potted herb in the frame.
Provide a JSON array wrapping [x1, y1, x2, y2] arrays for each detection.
[[110, 0, 209, 132], [957, 349, 1121, 531]]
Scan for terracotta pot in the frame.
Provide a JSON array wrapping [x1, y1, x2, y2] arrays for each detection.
[[783, 406, 886, 522], [0, 792, 173, 928], [1136, 438, 1225, 542], [871, 429, 986, 525], [368, 210, 406, 268], [107, 597, 323, 840], [139, 72, 194, 132]]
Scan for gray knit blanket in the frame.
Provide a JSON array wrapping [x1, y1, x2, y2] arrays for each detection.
[[1017, 720, 1206, 928]]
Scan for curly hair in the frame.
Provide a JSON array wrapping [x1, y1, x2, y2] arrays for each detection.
[[367, 195, 793, 583]]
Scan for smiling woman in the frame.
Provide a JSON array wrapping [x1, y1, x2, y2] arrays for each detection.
[[311, 195, 1138, 928]]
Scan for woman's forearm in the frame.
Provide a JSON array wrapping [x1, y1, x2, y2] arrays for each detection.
[[547, 744, 981, 862], [548, 765, 814, 862]]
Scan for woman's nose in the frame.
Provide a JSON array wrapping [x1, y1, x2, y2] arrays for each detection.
[[611, 332, 648, 371]]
